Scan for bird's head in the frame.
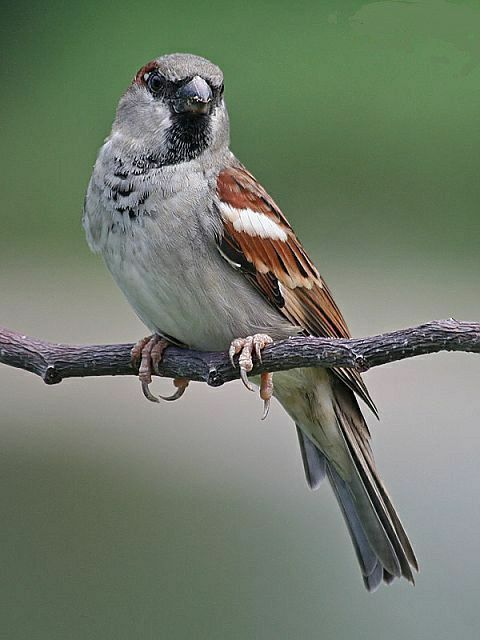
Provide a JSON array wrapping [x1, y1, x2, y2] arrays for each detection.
[[113, 53, 229, 166]]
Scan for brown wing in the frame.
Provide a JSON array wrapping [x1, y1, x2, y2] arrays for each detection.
[[216, 163, 377, 416]]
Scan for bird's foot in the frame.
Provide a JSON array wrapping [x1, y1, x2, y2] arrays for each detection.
[[131, 334, 189, 403], [228, 334, 274, 420]]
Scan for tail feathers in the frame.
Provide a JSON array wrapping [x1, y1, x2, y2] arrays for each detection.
[[296, 426, 326, 490], [296, 404, 418, 590], [327, 462, 391, 591], [332, 387, 418, 580], [297, 427, 388, 590]]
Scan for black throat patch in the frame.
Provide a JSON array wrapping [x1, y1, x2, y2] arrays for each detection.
[[154, 112, 212, 167]]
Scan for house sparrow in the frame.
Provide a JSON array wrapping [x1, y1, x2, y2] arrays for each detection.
[[83, 53, 417, 590]]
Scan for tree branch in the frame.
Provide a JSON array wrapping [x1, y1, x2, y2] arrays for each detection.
[[0, 320, 478, 389]]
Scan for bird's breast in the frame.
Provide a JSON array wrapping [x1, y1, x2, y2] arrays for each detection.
[[84, 156, 294, 350]]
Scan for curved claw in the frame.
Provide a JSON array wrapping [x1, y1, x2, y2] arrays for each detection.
[[259, 371, 273, 421], [159, 379, 189, 402], [228, 335, 274, 417], [135, 335, 190, 404], [159, 389, 184, 402], [261, 398, 271, 421], [240, 367, 255, 392], [141, 380, 160, 403]]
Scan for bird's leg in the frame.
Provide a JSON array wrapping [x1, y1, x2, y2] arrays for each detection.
[[228, 334, 274, 419], [131, 334, 189, 403]]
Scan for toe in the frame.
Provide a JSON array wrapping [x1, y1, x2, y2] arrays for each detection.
[[229, 334, 273, 397], [260, 371, 273, 420], [151, 338, 169, 374], [238, 337, 254, 372], [229, 338, 244, 366], [134, 334, 176, 403], [253, 334, 273, 363], [131, 335, 152, 367]]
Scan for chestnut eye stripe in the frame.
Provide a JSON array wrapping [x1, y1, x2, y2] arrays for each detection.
[[134, 59, 159, 84]]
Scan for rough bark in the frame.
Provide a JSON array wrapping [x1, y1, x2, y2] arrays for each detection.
[[0, 319, 478, 388]]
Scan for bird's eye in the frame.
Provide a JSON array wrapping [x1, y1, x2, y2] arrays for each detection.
[[146, 72, 164, 95]]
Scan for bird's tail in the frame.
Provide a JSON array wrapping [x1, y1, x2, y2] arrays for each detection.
[[295, 376, 418, 591]]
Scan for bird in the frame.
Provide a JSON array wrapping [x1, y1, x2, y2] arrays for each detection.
[[83, 53, 418, 591]]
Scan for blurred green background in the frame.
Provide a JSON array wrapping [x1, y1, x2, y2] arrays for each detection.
[[1, 0, 479, 638]]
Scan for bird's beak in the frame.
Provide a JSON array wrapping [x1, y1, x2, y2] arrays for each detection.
[[173, 76, 213, 115]]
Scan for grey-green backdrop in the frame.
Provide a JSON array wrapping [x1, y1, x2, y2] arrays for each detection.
[[1, 1, 479, 638]]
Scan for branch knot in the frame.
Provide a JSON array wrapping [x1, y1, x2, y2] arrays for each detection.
[[43, 364, 62, 385]]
